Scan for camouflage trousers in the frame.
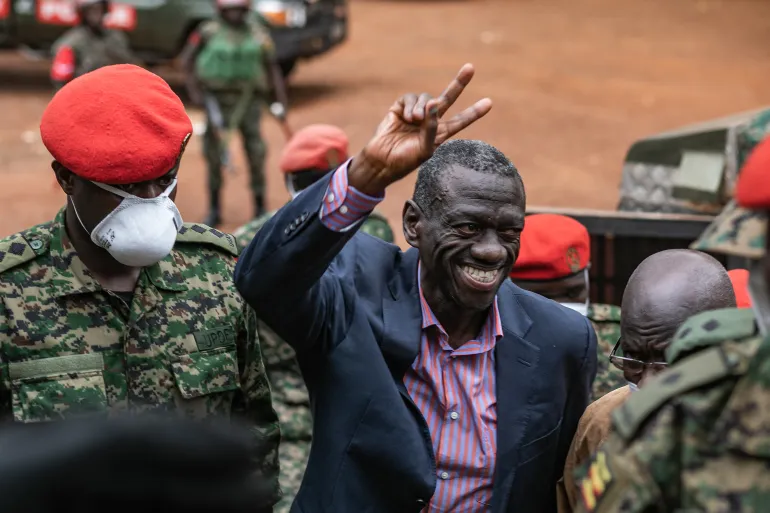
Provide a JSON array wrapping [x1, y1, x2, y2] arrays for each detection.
[[275, 439, 310, 513], [202, 91, 266, 210]]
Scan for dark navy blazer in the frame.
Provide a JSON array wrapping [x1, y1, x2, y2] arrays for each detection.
[[235, 175, 597, 513]]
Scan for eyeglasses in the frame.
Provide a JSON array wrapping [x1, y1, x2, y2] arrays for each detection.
[[609, 339, 668, 375]]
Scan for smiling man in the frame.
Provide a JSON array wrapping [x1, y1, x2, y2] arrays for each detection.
[[236, 64, 597, 513]]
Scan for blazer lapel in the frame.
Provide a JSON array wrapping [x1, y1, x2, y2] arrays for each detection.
[[491, 285, 539, 512], [381, 248, 422, 379]]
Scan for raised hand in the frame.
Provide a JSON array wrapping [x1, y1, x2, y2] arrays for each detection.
[[348, 63, 492, 196]]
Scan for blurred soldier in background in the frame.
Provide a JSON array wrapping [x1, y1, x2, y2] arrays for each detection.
[[0, 65, 280, 511], [0, 417, 275, 513], [233, 123, 393, 513], [50, 0, 137, 91], [574, 137, 770, 513], [234, 124, 394, 248], [182, 0, 290, 227], [509, 213, 625, 400]]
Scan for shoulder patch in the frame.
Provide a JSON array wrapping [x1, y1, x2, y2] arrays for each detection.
[[612, 346, 739, 440], [578, 450, 614, 512], [666, 307, 756, 364], [176, 224, 239, 257], [0, 227, 52, 274], [587, 303, 621, 323]]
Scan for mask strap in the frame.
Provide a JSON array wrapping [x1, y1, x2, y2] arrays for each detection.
[[91, 179, 178, 200], [68, 196, 92, 236], [583, 267, 590, 309]]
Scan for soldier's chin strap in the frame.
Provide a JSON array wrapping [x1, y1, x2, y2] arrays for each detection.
[[748, 258, 770, 336]]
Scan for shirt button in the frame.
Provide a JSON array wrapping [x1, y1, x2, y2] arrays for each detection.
[[440, 471, 449, 480], [340, 205, 349, 214], [449, 411, 459, 420], [327, 193, 335, 202]]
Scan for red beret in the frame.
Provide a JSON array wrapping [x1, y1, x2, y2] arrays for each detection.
[[736, 136, 770, 210], [279, 124, 348, 174], [727, 269, 752, 308], [509, 214, 590, 281], [40, 64, 192, 185]]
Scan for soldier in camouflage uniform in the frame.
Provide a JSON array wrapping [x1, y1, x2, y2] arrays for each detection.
[[233, 124, 394, 513], [50, 0, 137, 91], [573, 135, 770, 513], [509, 213, 625, 400], [182, 0, 290, 227], [0, 66, 279, 510]]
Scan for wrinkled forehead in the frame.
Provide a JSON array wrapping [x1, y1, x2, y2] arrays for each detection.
[[439, 165, 524, 205]]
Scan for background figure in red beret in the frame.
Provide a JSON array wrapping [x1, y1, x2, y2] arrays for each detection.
[[509, 213, 626, 401], [232, 123, 394, 513], [234, 124, 394, 250], [181, 0, 290, 227], [50, 0, 138, 91], [0, 64, 280, 512], [727, 268, 752, 308]]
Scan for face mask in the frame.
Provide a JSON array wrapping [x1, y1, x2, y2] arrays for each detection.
[[627, 381, 639, 393], [71, 180, 182, 267], [560, 268, 590, 316]]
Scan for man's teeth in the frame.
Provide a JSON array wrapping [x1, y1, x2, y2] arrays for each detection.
[[461, 265, 498, 284]]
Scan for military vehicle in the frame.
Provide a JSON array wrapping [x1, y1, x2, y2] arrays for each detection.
[[528, 107, 770, 306], [0, 0, 347, 76]]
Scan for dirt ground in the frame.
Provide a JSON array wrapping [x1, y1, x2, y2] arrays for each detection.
[[1, 0, 769, 248]]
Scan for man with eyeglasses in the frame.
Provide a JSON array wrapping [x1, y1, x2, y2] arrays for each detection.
[[561, 248, 735, 513], [572, 142, 770, 513]]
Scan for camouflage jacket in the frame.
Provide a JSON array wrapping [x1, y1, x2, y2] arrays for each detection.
[[587, 303, 625, 400], [0, 210, 280, 505], [574, 307, 764, 513], [52, 26, 135, 85]]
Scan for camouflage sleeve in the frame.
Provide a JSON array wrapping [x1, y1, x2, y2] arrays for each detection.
[[573, 409, 678, 513], [0, 296, 10, 421], [233, 304, 282, 507]]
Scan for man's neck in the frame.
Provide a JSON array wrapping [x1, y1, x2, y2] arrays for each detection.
[[64, 204, 141, 291], [420, 280, 489, 350]]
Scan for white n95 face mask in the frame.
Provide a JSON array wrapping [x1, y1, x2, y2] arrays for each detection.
[[72, 179, 183, 267]]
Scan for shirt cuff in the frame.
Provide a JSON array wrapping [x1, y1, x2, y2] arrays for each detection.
[[319, 159, 384, 232]]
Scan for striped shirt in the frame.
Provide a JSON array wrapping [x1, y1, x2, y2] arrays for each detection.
[[320, 163, 502, 512]]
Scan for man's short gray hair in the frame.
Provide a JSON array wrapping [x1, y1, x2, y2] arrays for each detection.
[[412, 139, 524, 214]]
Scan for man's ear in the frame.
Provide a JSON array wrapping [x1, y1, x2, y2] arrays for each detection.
[[52, 161, 76, 195], [403, 200, 423, 249]]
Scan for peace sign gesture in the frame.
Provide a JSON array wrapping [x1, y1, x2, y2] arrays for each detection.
[[348, 64, 492, 196]]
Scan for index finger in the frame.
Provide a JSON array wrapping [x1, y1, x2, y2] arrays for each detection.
[[435, 63, 476, 117]]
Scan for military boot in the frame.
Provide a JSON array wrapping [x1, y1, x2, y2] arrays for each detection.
[[203, 191, 221, 227]]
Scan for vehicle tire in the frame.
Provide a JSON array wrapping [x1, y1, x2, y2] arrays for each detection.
[[279, 59, 296, 79]]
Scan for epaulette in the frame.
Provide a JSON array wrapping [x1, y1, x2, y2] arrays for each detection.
[[176, 223, 239, 257], [612, 343, 748, 441], [665, 308, 757, 364], [0, 225, 53, 274], [587, 303, 621, 323]]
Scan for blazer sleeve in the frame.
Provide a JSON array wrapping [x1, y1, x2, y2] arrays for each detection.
[[234, 172, 362, 354], [556, 316, 598, 480]]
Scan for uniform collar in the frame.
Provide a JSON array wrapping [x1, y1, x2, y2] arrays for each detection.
[[48, 208, 187, 298]]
